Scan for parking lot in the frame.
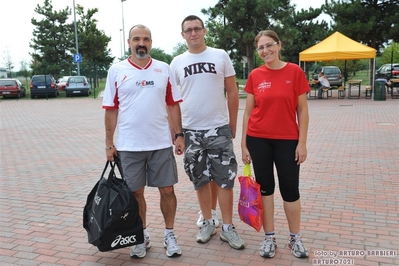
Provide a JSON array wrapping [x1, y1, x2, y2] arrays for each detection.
[[0, 96, 398, 266]]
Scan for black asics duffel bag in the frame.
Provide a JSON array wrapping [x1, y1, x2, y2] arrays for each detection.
[[83, 156, 144, 252]]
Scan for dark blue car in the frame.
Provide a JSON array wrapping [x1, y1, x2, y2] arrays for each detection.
[[30, 75, 59, 99]]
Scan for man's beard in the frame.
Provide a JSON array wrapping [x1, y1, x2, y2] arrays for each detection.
[[136, 46, 149, 59]]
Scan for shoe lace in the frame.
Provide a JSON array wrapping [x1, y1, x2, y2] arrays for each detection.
[[292, 238, 305, 252], [224, 226, 241, 240], [261, 238, 275, 250], [201, 219, 213, 229], [165, 233, 178, 248], [134, 242, 146, 249], [133, 234, 150, 250]]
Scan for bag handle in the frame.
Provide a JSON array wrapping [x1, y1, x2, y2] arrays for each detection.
[[100, 160, 110, 180], [112, 155, 124, 178], [100, 155, 125, 188], [244, 164, 252, 177]]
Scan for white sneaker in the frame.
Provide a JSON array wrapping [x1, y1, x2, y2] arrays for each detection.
[[163, 232, 182, 257], [196, 210, 220, 228], [196, 211, 204, 228], [212, 210, 220, 227], [196, 220, 217, 243], [220, 224, 245, 250], [130, 234, 151, 258], [260, 236, 277, 258]]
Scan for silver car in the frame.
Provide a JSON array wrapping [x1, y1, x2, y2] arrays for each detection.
[[312, 66, 342, 87], [65, 76, 91, 97]]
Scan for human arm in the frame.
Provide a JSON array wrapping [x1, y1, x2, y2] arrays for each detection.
[[295, 93, 309, 165], [224, 75, 239, 138], [167, 103, 185, 155], [166, 108, 175, 142], [105, 109, 118, 161], [241, 93, 255, 164]]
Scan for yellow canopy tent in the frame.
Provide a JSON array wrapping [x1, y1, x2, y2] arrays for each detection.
[[299, 31, 376, 61], [299, 32, 377, 87]]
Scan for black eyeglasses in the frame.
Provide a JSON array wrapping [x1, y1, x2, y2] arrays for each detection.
[[182, 27, 203, 34], [256, 42, 278, 51]]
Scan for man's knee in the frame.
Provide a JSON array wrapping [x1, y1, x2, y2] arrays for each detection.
[[159, 185, 175, 197], [133, 187, 145, 199]]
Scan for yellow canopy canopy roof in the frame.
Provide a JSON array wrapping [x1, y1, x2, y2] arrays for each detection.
[[299, 32, 376, 61]]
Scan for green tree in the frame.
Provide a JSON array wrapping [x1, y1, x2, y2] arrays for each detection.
[[324, 0, 399, 51], [172, 42, 188, 57], [18, 60, 31, 88], [202, 0, 329, 72], [324, 0, 399, 84], [150, 48, 173, 64], [380, 42, 399, 65], [30, 0, 74, 78], [116, 50, 130, 62], [1, 47, 14, 78], [202, 0, 290, 72], [74, 5, 114, 87], [279, 7, 330, 64]]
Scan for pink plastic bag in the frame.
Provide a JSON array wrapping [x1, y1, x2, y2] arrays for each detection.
[[238, 164, 263, 232]]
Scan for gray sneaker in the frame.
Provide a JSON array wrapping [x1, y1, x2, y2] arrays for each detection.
[[163, 232, 182, 257], [196, 220, 216, 243], [260, 237, 277, 258], [220, 225, 245, 249], [289, 235, 309, 258], [130, 234, 151, 258]]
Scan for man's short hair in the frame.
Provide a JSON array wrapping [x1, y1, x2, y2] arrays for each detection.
[[128, 24, 152, 39], [181, 15, 204, 31]]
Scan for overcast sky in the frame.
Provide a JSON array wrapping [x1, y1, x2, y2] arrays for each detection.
[[1, 0, 325, 71]]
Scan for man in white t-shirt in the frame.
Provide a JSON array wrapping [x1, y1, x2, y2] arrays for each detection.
[[102, 24, 184, 258], [170, 15, 245, 250], [317, 71, 330, 99]]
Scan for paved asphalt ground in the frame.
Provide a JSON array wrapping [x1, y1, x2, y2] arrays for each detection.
[[0, 90, 398, 266]]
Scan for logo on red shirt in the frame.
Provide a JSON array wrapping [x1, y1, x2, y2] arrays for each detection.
[[258, 80, 271, 92]]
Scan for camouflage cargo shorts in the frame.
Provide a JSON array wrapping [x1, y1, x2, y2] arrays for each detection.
[[183, 125, 237, 190]]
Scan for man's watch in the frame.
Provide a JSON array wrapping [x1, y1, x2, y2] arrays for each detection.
[[174, 132, 184, 140]]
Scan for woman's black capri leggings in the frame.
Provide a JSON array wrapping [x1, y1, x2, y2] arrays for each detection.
[[246, 135, 300, 202]]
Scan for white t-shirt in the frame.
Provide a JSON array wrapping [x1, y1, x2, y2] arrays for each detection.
[[170, 47, 236, 130], [319, 75, 330, 87], [102, 57, 182, 151]]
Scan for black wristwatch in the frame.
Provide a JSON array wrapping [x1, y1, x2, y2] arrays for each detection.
[[174, 132, 184, 140]]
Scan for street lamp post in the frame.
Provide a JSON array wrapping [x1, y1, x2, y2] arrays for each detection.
[[73, 0, 80, 75], [121, 0, 126, 55], [120, 29, 123, 58], [241, 56, 247, 79]]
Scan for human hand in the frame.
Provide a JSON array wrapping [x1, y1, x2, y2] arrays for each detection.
[[295, 143, 307, 165], [174, 138, 185, 155], [241, 147, 252, 164], [106, 146, 117, 161]]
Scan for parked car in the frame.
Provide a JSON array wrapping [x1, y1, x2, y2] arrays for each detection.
[[0, 78, 26, 98], [65, 76, 91, 97], [375, 63, 399, 80], [312, 66, 343, 86], [56, 76, 70, 91], [30, 75, 58, 99]]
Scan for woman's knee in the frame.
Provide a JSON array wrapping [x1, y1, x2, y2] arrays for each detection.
[[281, 191, 300, 202]]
